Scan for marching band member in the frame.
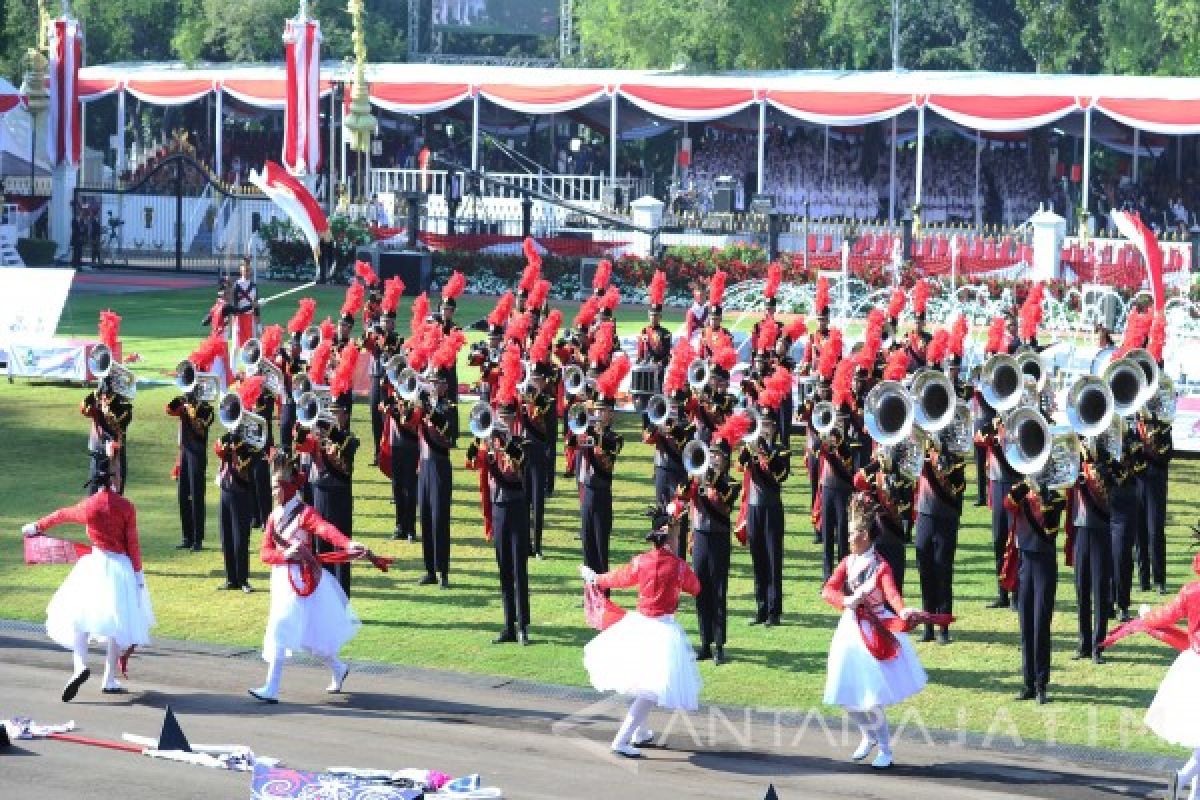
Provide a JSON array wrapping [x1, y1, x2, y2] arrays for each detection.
[[201, 279, 235, 385], [439, 271, 467, 441], [333, 283, 365, 421], [776, 314, 808, 451], [358, 262, 389, 465], [818, 353, 858, 580], [904, 281, 933, 371], [799, 368, 831, 545], [572, 355, 630, 576], [1074, 431, 1114, 664], [523, 311, 561, 559], [639, 270, 673, 372], [740, 368, 792, 626], [417, 327, 462, 588], [1111, 309, 1153, 622], [805, 276, 832, 374], [248, 362, 278, 530], [167, 337, 218, 551], [698, 270, 731, 359], [977, 383, 1023, 609], [83, 311, 134, 494], [469, 346, 532, 644], [249, 453, 375, 704], [972, 317, 1007, 508], [1137, 312, 1172, 595], [214, 377, 264, 593], [229, 257, 260, 356], [822, 493, 932, 770], [647, 339, 697, 557], [23, 457, 155, 700], [470, 292, 512, 407], [376, 279, 415, 541], [913, 331, 967, 644], [693, 341, 737, 444], [580, 504, 703, 758], [281, 298, 316, 454], [688, 413, 746, 665]]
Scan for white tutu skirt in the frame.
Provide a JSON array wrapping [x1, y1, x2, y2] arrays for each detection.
[[45, 549, 155, 650], [262, 565, 360, 661], [583, 612, 702, 711], [1145, 648, 1200, 747], [823, 609, 927, 710]]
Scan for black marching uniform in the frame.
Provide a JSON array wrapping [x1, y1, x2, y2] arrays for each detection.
[[818, 423, 856, 579], [690, 471, 739, 661], [520, 385, 554, 558], [1136, 414, 1172, 592], [365, 329, 388, 463], [575, 423, 623, 575], [1108, 424, 1143, 618], [857, 459, 913, 593], [1009, 482, 1065, 701], [215, 431, 257, 590], [1073, 450, 1112, 660], [644, 409, 694, 557], [83, 387, 133, 494], [167, 393, 214, 550], [277, 349, 300, 454], [915, 442, 966, 640], [304, 426, 358, 596], [418, 393, 456, 584], [981, 415, 1022, 607], [741, 434, 790, 624], [249, 388, 276, 528], [479, 434, 530, 640], [383, 383, 421, 542]]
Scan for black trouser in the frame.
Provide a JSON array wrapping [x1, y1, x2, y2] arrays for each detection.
[[875, 526, 907, 594], [821, 485, 851, 579], [747, 500, 784, 621], [524, 442, 548, 556], [654, 465, 688, 557], [915, 512, 958, 617], [493, 500, 531, 633], [279, 402, 296, 453], [1074, 524, 1111, 656], [368, 378, 384, 462], [91, 446, 127, 494], [314, 482, 353, 596], [1137, 466, 1169, 588], [118, 444, 128, 493], [251, 454, 270, 529], [418, 454, 452, 578], [779, 393, 793, 449], [805, 451, 820, 534], [580, 484, 612, 575], [1017, 548, 1056, 692], [177, 447, 207, 546], [219, 483, 254, 588], [973, 444, 988, 504], [693, 528, 730, 648], [391, 436, 419, 537], [1109, 483, 1139, 613], [990, 480, 1015, 601]]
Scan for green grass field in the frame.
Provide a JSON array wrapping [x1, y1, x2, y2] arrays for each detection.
[[3, 280, 1199, 756]]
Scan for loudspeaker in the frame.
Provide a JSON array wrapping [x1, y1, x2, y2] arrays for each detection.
[[251, 212, 261, 232], [714, 176, 735, 214], [379, 250, 432, 296], [580, 258, 601, 294]]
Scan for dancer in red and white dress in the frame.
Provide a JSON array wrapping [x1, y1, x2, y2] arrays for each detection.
[[580, 504, 703, 758], [249, 454, 366, 704], [22, 456, 155, 701], [822, 494, 935, 770]]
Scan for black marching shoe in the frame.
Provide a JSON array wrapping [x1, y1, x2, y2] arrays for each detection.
[[1036, 688, 1049, 705], [766, 616, 781, 627], [217, 581, 238, 591], [440, 574, 450, 590], [391, 527, 405, 541], [1070, 648, 1088, 661], [1092, 653, 1106, 665], [492, 629, 517, 645], [1118, 608, 1133, 623], [62, 668, 91, 703], [713, 647, 728, 666], [1157, 584, 1169, 596], [175, 542, 193, 550], [986, 594, 1010, 609], [748, 616, 766, 626], [695, 645, 713, 662], [920, 625, 935, 643], [417, 574, 438, 586], [1014, 687, 1037, 701], [191, 544, 203, 552]]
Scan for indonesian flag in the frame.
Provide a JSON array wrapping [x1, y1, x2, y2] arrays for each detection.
[[283, 17, 322, 176], [1110, 210, 1165, 312], [47, 17, 82, 167], [249, 161, 330, 261]]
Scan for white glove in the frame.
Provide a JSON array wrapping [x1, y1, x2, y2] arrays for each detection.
[[346, 541, 367, 556], [899, 607, 916, 621], [21, 523, 40, 538], [1139, 603, 1152, 619], [579, 565, 598, 585]]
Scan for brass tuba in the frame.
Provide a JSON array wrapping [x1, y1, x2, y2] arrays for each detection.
[[682, 439, 712, 478], [981, 354, 1022, 413], [1003, 406, 1052, 475], [1015, 347, 1050, 392], [687, 359, 712, 391], [90, 344, 137, 400], [238, 338, 285, 397], [1103, 357, 1147, 418], [1032, 426, 1081, 490], [911, 369, 956, 433], [217, 391, 268, 450], [1124, 348, 1160, 410], [174, 358, 220, 404], [864, 380, 914, 447], [1066, 375, 1114, 438], [645, 393, 672, 427], [937, 401, 973, 456]]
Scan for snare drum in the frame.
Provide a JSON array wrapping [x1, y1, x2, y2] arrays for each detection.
[[630, 364, 662, 397]]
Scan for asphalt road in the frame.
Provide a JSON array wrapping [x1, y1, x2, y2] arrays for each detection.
[[0, 628, 1172, 800]]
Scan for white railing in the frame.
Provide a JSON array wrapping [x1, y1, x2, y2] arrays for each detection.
[[1, 175, 54, 196], [369, 169, 647, 208]]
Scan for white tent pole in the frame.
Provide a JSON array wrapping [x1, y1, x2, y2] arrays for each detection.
[[756, 98, 766, 194], [215, 89, 223, 181], [888, 116, 896, 226], [470, 90, 480, 171], [1082, 106, 1092, 217], [1132, 128, 1139, 184], [974, 129, 982, 229], [115, 88, 126, 176], [609, 90, 618, 187], [914, 105, 925, 210]]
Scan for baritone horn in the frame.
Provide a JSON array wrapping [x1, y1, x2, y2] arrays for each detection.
[[1003, 406, 1052, 475], [682, 439, 712, 479], [937, 402, 973, 456], [90, 344, 137, 400], [1124, 348, 1160, 409], [981, 354, 1022, 413], [566, 402, 594, 446], [646, 393, 672, 427], [174, 358, 220, 403], [217, 392, 268, 450], [300, 325, 322, 356], [563, 365, 587, 396], [1103, 357, 1147, 418], [687, 359, 712, 390], [1015, 348, 1050, 392], [811, 400, 839, 439], [296, 390, 334, 429], [238, 338, 284, 397], [864, 380, 914, 447], [468, 403, 508, 441], [1066, 375, 1114, 438], [911, 369, 956, 433], [1145, 375, 1177, 422], [384, 354, 408, 390], [743, 407, 764, 444], [1033, 426, 1081, 490]]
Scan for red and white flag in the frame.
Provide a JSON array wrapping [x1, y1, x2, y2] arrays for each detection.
[[249, 160, 330, 259], [47, 16, 82, 167], [283, 16, 322, 176], [1110, 210, 1165, 312]]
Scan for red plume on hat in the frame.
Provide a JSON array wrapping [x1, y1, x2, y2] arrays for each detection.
[[1147, 311, 1167, 362], [985, 317, 1006, 355], [319, 316, 336, 342], [783, 316, 808, 342], [530, 309, 562, 363], [861, 308, 885, 366], [522, 236, 543, 272], [433, 329, 466, 370], [595, 353, 630, 400], [1018, 283, 1044, 341], [495, 344, 522, 406], [237, 375, 265, 410], [927, 329, 949, 366], [758, 367, 793, 411], [331, 346, 359, 397], [592, 259, 613, 292], [505, 312, 532, 344], [260, 324, 284, 357], [764, 262, 782, 300], [98, 310, 121, 356], [441, 270, 466, 303], [755, 319, 778, 353], [519, 259, 541, 296], [711, 341, 738, 373], [411, 294, 431, 335], [382, 277, 405, 314], [950, 315, 969, 358], [913, 279, 932, 316], [341, 282, 365, 319], [714, 412, 752, 450], [601, 285, 620, 314], [648, 269, 667, 307], [1116, 307, 1152, 358], [287, 297, 316, 334], [487, 291, 514, 330], [815, 275, 831, 315], [883, 349, 909, 382], [588, 321, 615, 366], [574, 295, 600, 329], [405, 324, 438, 372], [354, 260, 379, 288], [817, 328, 843, 380], [528, 278, 550, 311], [189, 332, 224, 372], [832, 360, 856, 406], [308, 341, 333, 385], [887, 288, 906, 321], [709, 270, 727, 308], [663, 338, 696, 395]]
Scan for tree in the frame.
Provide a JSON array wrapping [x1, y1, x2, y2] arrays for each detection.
[[1015, 0, 1102, 73], [1155, 0, 1200, 75], [1098, 0, 1160, 75]]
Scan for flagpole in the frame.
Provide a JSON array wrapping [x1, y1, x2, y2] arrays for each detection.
[[260, 280, 318, 307]]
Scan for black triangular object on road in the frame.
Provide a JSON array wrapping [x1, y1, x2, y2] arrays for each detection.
[[157, 706, 192, 752], [763, 784, 779, 800], [0, 723, 10, 749]]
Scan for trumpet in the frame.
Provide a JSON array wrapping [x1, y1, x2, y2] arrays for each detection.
[[910, 369, 956, 433], [1003, 406, 1052, 476], [292, 373, 314, 404], [238, 338, 285, 397], [1124, 348, 1160, 410], [175, 358, 220, 404], [217, 392, 268, 450], [811, 400, 839, 439], [1066, 375, 1114, 438], [687, 359, 712, 391], [300, 325, 322, 357], [864, 381, 914, 447], [90, 344, 137, 400], [384, 353, 408, 389], [682, 439, 713, 479], [395, 367, 435, 404], [1015, 347, 1050, 392], [563, 365, 588, 396], [468, 403, 509, 441], [1103, 357, 1147, 418], [645, 393, 674, 427], [1031, 426, 1081, 491], [296, 389, 335, 430], [981, 354, 1022, 413]]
